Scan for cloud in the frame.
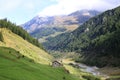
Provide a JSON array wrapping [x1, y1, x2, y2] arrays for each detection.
[[0, 0, 120, 24], [38, 0, 120, 17]]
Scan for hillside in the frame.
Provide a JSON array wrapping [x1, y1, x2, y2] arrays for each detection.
[[0, 19, 43, 49], [0, 47, 81, 80], [43, 6, 120, 67], [0, 32, 100, 80], [0, 28, 52, 64], [22, 10, 100, 42], [0, 21, 99, 80], [0, 19, 83, 80]]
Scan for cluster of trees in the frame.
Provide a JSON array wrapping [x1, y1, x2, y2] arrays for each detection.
[[0, 19, 43, 49], [43, 6, 120, 67]]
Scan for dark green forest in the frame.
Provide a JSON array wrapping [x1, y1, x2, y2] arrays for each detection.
[[0, 19, 43, 49], [43, 6, 120, 67]]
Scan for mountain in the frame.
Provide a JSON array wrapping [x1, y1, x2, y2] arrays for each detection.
[[22, 10, 100, 42], [0, 19, 81, 80], [43, 6, 120, 67]]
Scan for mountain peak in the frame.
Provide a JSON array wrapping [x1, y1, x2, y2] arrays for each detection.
[[22, 10, 100, 40]]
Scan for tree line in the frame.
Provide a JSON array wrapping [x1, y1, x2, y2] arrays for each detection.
[[0, 18, 43, 49]]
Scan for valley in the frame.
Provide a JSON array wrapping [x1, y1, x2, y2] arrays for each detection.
[[0, 20, 80, 80], [42, 6, 120, 80], [0, 1, 120, 80], [50, 51, 120, 80], [43, 6, 120, 68], [0, 19, 102, 80]]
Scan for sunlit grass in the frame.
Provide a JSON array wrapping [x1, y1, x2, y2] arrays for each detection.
[[0, 47, 79, 80], [62, 58, 101, 80], [0, 28, 53, 64]]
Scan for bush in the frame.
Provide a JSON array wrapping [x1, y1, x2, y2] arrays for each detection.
[[0, 32, 4, 42]]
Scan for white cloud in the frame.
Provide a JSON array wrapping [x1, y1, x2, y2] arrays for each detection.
[[38, 0, 120, 17], [0, 0, 120, 24]]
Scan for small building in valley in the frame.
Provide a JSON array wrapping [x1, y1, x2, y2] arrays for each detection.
[[52, 60, 62, 67]]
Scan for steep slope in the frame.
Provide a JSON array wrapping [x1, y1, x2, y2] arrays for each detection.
[[43, 6, 120, 67], [0, 47, 80, 80], [22, 10, 100, 42], [0, 19, 52, 64], [0, 19, 43, 49], [0, 28, 52, 64]]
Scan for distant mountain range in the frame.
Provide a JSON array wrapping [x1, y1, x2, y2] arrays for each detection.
[[22, 10, 100, 42]]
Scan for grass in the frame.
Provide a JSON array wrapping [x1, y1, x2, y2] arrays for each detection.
[[0, 47, 79, 80], [0, 28, 53, 64], [62, 59, 101, 80]]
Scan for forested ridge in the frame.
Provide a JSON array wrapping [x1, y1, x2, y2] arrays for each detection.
[[0, 19, 43, 49], [43, 6, 120, 67]]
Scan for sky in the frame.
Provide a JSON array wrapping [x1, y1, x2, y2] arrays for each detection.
[[0, 0, 120, 25]]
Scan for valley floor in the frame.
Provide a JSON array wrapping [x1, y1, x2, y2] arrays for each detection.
[[60, 58, 120, 80], [61, 59, 102, 80], [48, 51, 120, 80]]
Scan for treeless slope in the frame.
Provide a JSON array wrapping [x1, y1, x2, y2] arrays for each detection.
[[0, 28, 53, 64]]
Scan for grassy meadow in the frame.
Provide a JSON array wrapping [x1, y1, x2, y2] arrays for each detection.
[[0, 47, 79, 80], [0, 28, 52, 64]]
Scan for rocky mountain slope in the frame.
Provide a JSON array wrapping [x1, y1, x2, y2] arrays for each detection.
[[22, 10, 100, 41]]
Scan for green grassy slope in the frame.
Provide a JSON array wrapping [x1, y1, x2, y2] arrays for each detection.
[[0, 47, 79, 80], [0, 28, 52, 64]]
